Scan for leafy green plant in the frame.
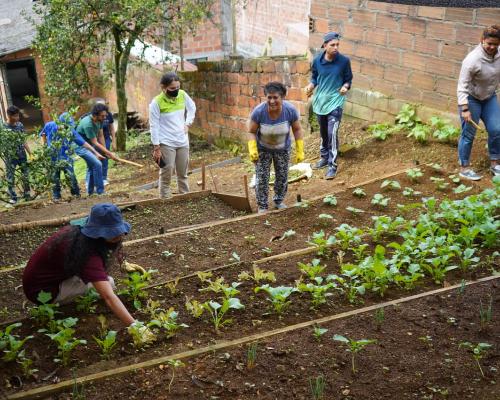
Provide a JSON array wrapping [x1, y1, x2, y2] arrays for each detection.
[[368, 123, 395, 141], [238, 266, 276, 283], [0, 323, 33, 363], [297, 277, 335, 308], [352, 188, 366, 198], [448, 174, 461, 184], [312, 326, 328, 341], [184, 297, 204, 318], [294, 199, 310, 209], [165, 277, 180, 295], [281, 229, 296, 239], [459, 342, 492, 377], [161, 250, 175, 259], [402, 187, 422, 197], [429, 163, 443, 173], [453, 184, 472, 194], [459, 248, 480, 273], [346, 206, 365, 214], [298, 258, 326, 280], [335, 224, 363, 250], [254, 285, 297, 315], [247, 342, 258, 369], [261, 247, 273, 255], [29, 291, 60, 327], [381, 179, 401, 191], [167, 359, 185, 392], [75, 288, 100, 314], [93, 330, 117, 359], [429, 116, 460, 142], [46, 318, 86, 366], [317, 213, 334, 226], [231, 251, 241, 262], [407, 124, 430, 144], [309, 375, 326, 400], [373, 308, 385, 330], [202, 298, 244, 333], [371, 193, 390, 208], [308, 230, 336, 257], [323, 194, 337, 206], [430, 177, 449, 191], [406, 168, 423, 182], [119, 271, 153, 310], [333, 334, 377, 374], [395, 104, 421, 129], [149, 308, 188, 338], [196, 271, 213, 284], [327, 273, 365, 304]]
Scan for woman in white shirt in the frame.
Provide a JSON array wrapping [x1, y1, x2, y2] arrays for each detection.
[[457, 25, 500, 180], [150, 72, 196, 198]]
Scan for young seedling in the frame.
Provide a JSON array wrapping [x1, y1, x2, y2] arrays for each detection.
[[297, 277, 335, 309], [418, 335, 433, 349], [261, 247, 273, 255], [368, 123, 394, 141], [459, 342, 492, 377], [371, 193, 390, 208], [453, 184, 472, 194], [448, 174, 461, 184], [254, 285, 297, 315], [352, 187, 366, 198], [294, 199, 310, 210], [479, 297, 493, 331], [430, 177, 449, 191], [346, 206, 365, 214], [406, 168, 423, 182], [75, 288, 100, 314], [429, 163, 443, 173], [373, 308, 385, 330], [307, 230, 336, 257], [280, 229, 296, 240], [196, 271, 213, 284], [161, 250, 175, 259], [46, 318, 87, 366], [231, 251, 241, 262], [298, 258, 326, 280], [202, 297, 244, 333], [309, 375, 326, 400], [323, 194, 337, 206], [402, 187, 422, 197], [333, 334, 376, 374], [167, 359, 185, 392], [0, 323, 33, 363], [407, 124, 430, 144], [184, 297, 204, 318], [335, 224, 363, 250], [459, 248, 480, 273], [165, 277, 180, 295], [317, 213, 334, 226], [119, 270, 156, 310], [149, 308, 188, 339], [29, 291, 60, 327], [381, 179, 401, 191], [312, 326, 328, 341], [93, 330, 117, 359], [238, 266, 276, 283], [246, 342, 258, 369]]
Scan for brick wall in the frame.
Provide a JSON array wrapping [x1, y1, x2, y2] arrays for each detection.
[[180, 57, 310, 142], [309, 0, 500, 122], [235, 0, 310, 57]]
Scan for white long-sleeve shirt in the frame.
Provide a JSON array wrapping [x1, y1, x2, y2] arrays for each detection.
[[457, 44, 500, 106], [149, 90, 196, 148]]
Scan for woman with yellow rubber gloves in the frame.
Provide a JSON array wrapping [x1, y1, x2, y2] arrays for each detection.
[[247, 81, 304, 214]]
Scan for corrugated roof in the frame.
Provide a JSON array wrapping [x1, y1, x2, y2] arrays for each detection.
[[0, 0, 38, 57]]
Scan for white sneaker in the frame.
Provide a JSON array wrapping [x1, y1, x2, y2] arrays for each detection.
[[257, 208, 268, 214], [103, 179, 109, 186], [459, 169, 482, 181], [8, 199, 17, 205]]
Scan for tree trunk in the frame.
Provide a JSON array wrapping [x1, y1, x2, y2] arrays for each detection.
[[179, 32, 184, 71], [112, 29, 128, 151]]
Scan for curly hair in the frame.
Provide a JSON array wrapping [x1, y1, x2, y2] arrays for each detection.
[[50, 226, 124, 278], [482, 25, 500, 40]]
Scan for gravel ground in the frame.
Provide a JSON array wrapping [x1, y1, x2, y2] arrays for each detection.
[[372, 0, 499, 7]]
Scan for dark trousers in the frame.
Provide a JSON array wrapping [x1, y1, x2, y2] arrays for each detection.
[[317, 107, 343, 167]]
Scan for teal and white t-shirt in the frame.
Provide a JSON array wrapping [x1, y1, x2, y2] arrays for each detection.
[[250, 101, 299, 151]]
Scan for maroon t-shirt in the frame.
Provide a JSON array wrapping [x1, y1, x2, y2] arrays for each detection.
[[23, 226, 109, 303]]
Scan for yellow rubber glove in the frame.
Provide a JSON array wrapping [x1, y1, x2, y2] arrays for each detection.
[[127, 321, 157, 347], [247, 140, 259, 162], [122, 261, 146, 274], [295, 139, 304, 163], [28, 154, 35, 162]]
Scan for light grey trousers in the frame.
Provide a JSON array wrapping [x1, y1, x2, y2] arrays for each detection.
[[159, 144, 190, 198], [54, 276, 115, 305]]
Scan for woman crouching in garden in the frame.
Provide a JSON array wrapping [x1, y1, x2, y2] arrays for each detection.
[[247, 81, 304, 214]]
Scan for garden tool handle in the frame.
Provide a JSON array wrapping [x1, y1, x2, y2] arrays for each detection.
[[115, 157, 143, 168]]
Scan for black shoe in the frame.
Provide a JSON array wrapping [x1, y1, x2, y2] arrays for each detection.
[[314, 158, 328, 169], [325, 166, 337, 180]]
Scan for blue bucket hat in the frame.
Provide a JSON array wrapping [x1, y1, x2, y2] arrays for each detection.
[[81, 203, 131, 239]]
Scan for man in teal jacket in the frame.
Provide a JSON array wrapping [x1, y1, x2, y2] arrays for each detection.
[[306, 32, 353, 180]]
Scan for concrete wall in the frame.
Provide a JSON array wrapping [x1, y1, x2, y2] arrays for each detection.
[[309, 0, 500, 122]]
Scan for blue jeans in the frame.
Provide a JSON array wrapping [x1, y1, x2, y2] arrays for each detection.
[[52, 159, 80, 199], [317, 107, 343, 167], [101, 136, 112, 180], [458, 94, 500, 166], [5, 157, 30, 201], [74, 147, 104, 195]]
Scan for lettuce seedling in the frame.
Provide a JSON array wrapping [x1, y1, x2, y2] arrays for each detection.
[[459, 342, 492, 377], [93, 330, 117, 359], [298, 258, 326, 280], [312, 326, 328, 341], [406, 168, 423, 182], [254, 285, 297, 315], [165, 277, 180, 295], [333, 334, 376, 374], [185, 297, 204, 318], [381, 179, 401, 191], [371, 193, 390, 208], [238, 266, 276, 283], [297, 277, 335, 309], [29, 291, 60, 327], [119, 271, 152, 310], [149, 308, 188, 339], [75, 288, 99, 314], [202, 298, 244, 333], [196, 271, 213, 284], [317, 213, 334, 227], [352, 188, 366, 198], [335, 224, 363, 250], [430, 177, 449, 191], [46, 318, 87, 366], [402, 187, 422, 197], [323, 195, 337, 206], [307, 230, 336, 257], [453, 184, 472, 194], [346, 206, 365, 214]]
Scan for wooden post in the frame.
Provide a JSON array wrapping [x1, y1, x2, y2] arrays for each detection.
[[201, 163, 206, 191], [243, 174, 249, 202]]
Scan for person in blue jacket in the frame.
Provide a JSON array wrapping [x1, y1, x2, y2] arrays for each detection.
[[40, 113, 104, 200], [305, 32, 353, 180]]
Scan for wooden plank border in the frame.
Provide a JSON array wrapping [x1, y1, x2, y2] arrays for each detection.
[[8, 274, 499, 400]]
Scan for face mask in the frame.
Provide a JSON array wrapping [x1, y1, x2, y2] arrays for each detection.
[[166, 89, 179, 98]]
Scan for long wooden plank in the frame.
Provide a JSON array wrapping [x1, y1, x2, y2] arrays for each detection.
[[8, 274, 499, 400]]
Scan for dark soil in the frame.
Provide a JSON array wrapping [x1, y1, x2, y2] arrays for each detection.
[[23, 280, 500, 399], [0, 195, 247, 267]]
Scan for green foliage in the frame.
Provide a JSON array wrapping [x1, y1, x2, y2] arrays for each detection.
[[167, 359, 185, 392], [0, 323, 33, 364], [297, 277, 335, 309], [346, 206, 365, 214], [430, 177, 449, 191], [479, 297, 493, 331], [312, 326, 328, 341], [246, 342, 258, 369], [238, 266, 276, 283], [407, 123, 431, 144], [323, 194, 338, 206], [352, 187, 366, 198], [119, 270, 156, 310], [333, 334, 376, 373], [402, 187, 422, 197], [46, 318, 86, 366], [75, 288, 100, 314], [29, 291, 60, 328], [185, 297, 205, 318], [307, 230, 336, 257], [202, 298, 244, 333], [459, 342, 492, 377], [317, 213, 334, 226], [93, 330, 117, 359], [395, 104, 421, 129], [149, 308, 189, 338], [429, 117, 460, 142], [309, 375, 326, 400], [298, 258, 326, 280], [368, 123, 395, 141], [381, 179, 401, 191], [406, 168, 423, 182], [371, 193, 390, 208], [254, 285, 297, 315]]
